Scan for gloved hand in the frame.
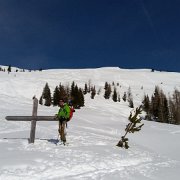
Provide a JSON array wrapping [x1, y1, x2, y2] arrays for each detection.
[[54, 114, 58, 119]]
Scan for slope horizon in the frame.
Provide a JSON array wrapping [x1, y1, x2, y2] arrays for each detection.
[[1, 64, 179, 73]]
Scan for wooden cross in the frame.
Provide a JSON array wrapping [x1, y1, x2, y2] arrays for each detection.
[[5, 97, 58, 143]]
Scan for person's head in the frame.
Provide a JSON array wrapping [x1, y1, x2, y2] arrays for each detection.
[[59, 99, 64, 107]]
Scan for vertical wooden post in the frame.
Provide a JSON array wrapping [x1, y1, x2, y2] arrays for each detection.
[[29, 96, 38, 143]]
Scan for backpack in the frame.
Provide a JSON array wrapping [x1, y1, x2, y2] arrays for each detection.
[[69, 106, 75, 121]]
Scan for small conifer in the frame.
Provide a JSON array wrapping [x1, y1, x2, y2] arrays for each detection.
[[117, 106, 144, 149]]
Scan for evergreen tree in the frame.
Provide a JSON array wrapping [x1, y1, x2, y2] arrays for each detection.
[[84, 83, 88, 94], [91, 86, 96, 99], [164, 95, 169, 122], [65, 85, 71, 100], [158, 90, 169, 123], [142, 94, 151, 120], [71, 85, 85, 108], [39, 95, 43, 105], [150, 86, 169, 123], [52, 86, 60, 106], [7, 65, 11, 73], [70, 81, 76, 105], [112, 87, 117, 102], [117, 106, 144, 149], [104, 83, 111, 99], [151, 86, 160, 121], [171, 89, 180, 124], [70, 84, 78, 108], [104, 82, 108, 90], [42, 83, 51, 106], [59, 84, 68, 101], [74, 85, 80, 108], [79, 88, 85, 107], [127, 87, 134, 108], [128, 98, 134, 108], [142, 94, 150, 112], [118, 93, 121, 102], [122, 92, 127, 102], [70, 81, 75, 98], [168, 96, 175, 124]]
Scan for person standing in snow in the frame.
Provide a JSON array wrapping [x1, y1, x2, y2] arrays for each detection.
[[56, 99, 70, 144]]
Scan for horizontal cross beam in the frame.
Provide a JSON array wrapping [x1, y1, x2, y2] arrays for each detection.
[[5, 97, 59, 143], [6, 116, 58, 121]]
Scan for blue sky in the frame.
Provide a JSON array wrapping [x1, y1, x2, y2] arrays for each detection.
[[0, 0, 180, 72]]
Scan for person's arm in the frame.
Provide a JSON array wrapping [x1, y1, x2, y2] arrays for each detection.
[[57, 108, 63, 118]]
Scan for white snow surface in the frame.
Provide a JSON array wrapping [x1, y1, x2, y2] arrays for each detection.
[[0, 66, 180, 180]]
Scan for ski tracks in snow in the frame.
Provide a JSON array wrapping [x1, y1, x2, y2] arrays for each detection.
[[0, 121, 179, 180], [0, 138, 178, 180]]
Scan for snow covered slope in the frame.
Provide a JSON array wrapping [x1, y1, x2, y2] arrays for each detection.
[[0, 67, 180, 180]]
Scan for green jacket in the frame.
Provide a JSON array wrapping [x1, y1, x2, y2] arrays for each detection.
[[57, 103, 70, 119]]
